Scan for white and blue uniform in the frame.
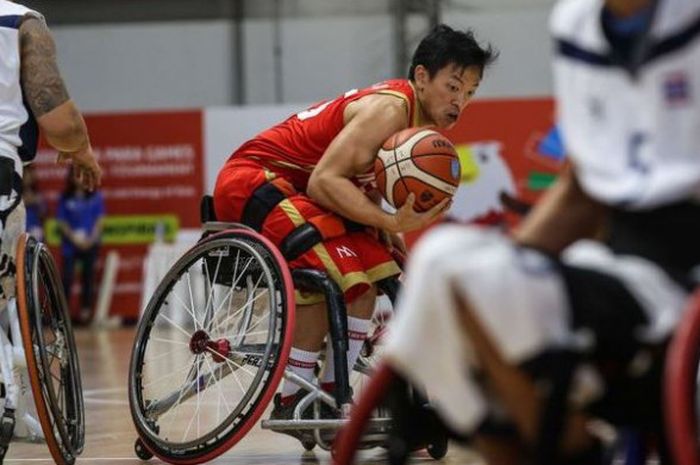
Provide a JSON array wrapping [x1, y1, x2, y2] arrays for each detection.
[[383, 0, 700, 435], [554, 0, 700, 209], [0, 0, 43, 171], [0, 0, 44, 307]]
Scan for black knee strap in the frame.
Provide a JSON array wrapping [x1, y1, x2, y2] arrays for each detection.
[[241, 180, 367, 261], [558, 263, 648, 364], [280, 223, 322, 261], [280, 219, 366, 262], [241, 182, 288, 232], [0, 158, 22, 227]]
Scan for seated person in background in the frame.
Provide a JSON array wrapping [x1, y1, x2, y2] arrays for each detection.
[[57, 166, 105, 325], [383, 0, 699, 463], [213, 24, 496, 436], [21, 164, 47, 241]]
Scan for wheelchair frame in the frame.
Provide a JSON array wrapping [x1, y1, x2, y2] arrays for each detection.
[[129, 195, 408, 463], [0, 233, 85, 464], [336, 290, 700, 465]]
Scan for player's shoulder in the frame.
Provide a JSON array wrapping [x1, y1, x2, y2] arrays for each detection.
[[355, 91, 407, 118], [550, 0, 599, 38], [0, 0, 44, 23]]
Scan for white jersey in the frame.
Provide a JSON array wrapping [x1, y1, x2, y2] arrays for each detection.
[[551, 0, 700, 209], [0, 0, 43, 169]]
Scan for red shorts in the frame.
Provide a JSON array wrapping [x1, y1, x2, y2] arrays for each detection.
[[213, 158, 400, 305]]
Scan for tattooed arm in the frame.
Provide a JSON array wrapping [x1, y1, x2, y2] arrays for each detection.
[[19, 17, 102, 190]]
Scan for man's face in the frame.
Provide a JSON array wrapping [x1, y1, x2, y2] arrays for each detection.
[[414, 63, 482, 129]]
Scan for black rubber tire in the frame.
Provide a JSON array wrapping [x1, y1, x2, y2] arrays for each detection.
[[302, 438, 316, 451], [135, 438, 154, 460], [16, 234, 85, 465], [129, 229, 295, 464], [427, 435, 448, 459]]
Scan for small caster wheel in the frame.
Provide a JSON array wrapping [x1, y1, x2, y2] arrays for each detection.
[[302, 438, 316, 451], [387, 436, 410, 465], [135, 438, 154, 460], [427, 435, 448, 459]]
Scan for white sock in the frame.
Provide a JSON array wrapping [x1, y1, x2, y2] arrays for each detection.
[[320, 316, 372, 388], [281, 347, 320, 399]]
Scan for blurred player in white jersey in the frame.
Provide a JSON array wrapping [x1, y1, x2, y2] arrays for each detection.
[[0, 0, 101, 311], [383, 0, 700, 462]]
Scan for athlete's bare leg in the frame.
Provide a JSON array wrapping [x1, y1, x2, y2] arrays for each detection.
[[347, 284, 376, 319], [452, 290, 594, 464], [293, 302, 328, 352], [291, 285, 376, 351]]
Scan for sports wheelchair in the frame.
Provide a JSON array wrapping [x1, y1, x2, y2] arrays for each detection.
[[128, 195, 449, 464], [335, 286, 700, 465], [0, 233, 85, 464]]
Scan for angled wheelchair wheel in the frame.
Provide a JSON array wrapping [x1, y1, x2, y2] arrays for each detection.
[[129, 229, 295, 464], [15, 233, 85, 465], [333, 361, 449, 465], [333, 363, 398, 465], [666, 290, 700, 465]]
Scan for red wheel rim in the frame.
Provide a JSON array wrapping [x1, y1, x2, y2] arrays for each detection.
[[666, 290, 700, 465]]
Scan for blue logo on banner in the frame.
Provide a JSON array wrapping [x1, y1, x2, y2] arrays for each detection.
[[537, 125, 566, 161]]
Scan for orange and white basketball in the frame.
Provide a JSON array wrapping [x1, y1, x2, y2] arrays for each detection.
[[374, 127, 461, 212]]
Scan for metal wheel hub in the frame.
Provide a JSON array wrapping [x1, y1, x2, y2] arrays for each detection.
[[189, 330, 230, 363]]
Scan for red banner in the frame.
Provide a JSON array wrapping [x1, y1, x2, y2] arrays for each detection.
[[33, 110, 204, 320]]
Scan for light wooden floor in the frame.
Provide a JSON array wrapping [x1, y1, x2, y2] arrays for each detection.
[[6, 328, 483, 465]]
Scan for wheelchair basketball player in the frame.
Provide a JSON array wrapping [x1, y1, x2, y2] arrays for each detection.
[[383, 0, 700, 463], [212, 25, 496, 442]]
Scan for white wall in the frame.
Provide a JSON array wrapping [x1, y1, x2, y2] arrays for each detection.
[[53, 21, 235, 111], [441, 8, 554, 98], [205, 104, 303, 192], [244, 16, 395, 104], [53, 7, 553, 112]]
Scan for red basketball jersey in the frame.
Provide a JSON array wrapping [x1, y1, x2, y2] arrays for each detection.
[[229, 79, 423, 190]]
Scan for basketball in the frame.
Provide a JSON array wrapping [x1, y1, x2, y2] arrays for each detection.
[[374, 127, 461, 212]]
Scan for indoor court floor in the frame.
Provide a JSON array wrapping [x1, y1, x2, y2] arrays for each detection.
[[6, 328, 483, 465]]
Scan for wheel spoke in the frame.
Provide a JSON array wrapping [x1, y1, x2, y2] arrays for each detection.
[[209, 288, 270, 337], [143, 345, 190, 365], [202, 250, 224, 328], [154, 312, 192, 340]]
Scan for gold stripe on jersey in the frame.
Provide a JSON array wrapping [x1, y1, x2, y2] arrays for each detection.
[[277, 198, 373, 304], [376, 90, 413, 127], [249, 156, 315, 173]]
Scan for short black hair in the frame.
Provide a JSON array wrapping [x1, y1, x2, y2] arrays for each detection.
[[408, 24, 497, 80]]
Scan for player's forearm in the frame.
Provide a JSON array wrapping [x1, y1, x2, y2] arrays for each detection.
[[37, 100, 91, 153], [307, 174, 392, 230], [513, 168, 607, 256]]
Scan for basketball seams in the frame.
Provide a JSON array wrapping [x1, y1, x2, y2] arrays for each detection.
[[394, 144, 412, 209], [401, 174, 456, 195], [375, 127, 459, 210], [380, 152, 457, 171], [393, 130, 436, 207], [410, 154, 460, 186]]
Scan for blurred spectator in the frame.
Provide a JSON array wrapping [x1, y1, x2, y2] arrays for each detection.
[[57, 167, 105, 324], [22, 165, 47, 241]]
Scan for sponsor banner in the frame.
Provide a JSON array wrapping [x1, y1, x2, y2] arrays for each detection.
[[33, 111, 203, 320], [44, 215, 180, 246]]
